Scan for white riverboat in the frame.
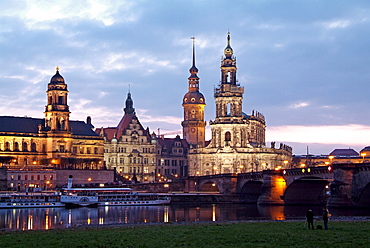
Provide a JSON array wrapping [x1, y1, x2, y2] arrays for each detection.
[[60, 187, 171, 207], [0, 192, 64, 208]]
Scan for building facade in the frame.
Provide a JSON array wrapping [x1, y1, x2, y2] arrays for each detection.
[[96, 92, 157, 182], [156, 135, 189, 181], [187, 33, 292, 176], [0, 68, 104, 169]]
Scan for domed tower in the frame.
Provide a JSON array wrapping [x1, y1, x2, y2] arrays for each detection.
[[214, 32, 244, 122], [44, 67, 71, 132], [209, 32, 253, 149], [182, 37, 206, 148]]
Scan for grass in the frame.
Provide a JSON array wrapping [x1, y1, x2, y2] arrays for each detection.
[[1, 220, 370, 248]]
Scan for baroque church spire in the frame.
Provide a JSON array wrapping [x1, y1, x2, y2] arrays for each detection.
[[188, 37, 200, 92], [182, 37, 206, 148]]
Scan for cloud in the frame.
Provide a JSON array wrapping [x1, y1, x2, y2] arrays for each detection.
[[267, 124, 370, 146], [2, 0, 139, 29], [289, 102, 310, 109], [322, 20, 351, 29]]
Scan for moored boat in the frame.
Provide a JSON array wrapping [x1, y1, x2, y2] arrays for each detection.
[[0, 192, 64, 208], [60, 187, 171, 207]]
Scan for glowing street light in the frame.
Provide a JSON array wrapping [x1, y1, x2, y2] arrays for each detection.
[[328, 155, 334, 164], [361, 152, 366, 163]]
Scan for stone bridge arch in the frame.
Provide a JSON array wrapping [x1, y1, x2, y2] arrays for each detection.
[[239, 180, 263, 203], [199, 180, 220, 192], [283, 176, 330, 205], [356, 182, 370, 206]]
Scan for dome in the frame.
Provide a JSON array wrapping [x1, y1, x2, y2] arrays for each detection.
[[50, 68, 65, 84], [183, 91, 205, 105]]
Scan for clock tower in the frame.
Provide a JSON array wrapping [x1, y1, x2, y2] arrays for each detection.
[[182, 38, 206, 148]]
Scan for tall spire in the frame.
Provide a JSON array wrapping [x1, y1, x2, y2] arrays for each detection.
[[188, 37, 199, 92], [191, 37, 196, 69]]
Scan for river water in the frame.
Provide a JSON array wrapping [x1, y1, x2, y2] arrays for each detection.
[[1, 204, 370, 231]]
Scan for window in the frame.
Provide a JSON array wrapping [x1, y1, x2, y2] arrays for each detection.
[[37, 175, 40, 180], [18, 175, 21, 180], [14, 142, 19, 151], [94, 147, 98, 154], [144, 167, 149, 173], [31, 175, 34, 180], [5, 142, 10, 151], [50, 175, 53, 180], [31, 143, 37, 152], [60, 145, 65, 153], [87, 147, 91, 154], [73, 146, 77, 153], [25, 175, 28, 180], [11, 175, 14, 180], [225, 131, 231, 141]]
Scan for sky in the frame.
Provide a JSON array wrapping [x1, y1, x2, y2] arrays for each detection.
[[1, 0, 370, 155]]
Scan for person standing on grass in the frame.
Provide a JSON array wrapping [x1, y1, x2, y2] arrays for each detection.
[[323, 207, 329, 230], [306, 209, 314, 229]]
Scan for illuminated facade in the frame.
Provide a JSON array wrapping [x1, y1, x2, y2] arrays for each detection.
[[187, 33, 292, 176], [96, 92, 157, 182], [0, 68, 104, 168], [181, 38, 206, 148]]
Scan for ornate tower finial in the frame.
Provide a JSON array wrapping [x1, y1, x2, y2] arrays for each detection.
[[56, 66, 59, 72], [124, 90, 135, 116]]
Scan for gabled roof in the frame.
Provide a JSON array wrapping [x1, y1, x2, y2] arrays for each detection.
[[0, 116, 99, 137], [96, 114, 151, 141], [329, 148, 359, 157]]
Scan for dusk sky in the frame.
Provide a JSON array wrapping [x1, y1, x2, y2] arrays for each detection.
[[1, 0, 370, 155]]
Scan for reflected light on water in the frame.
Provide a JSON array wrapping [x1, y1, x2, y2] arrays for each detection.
[[2, 204, 370, 231], [212, 204, 216, 222], [164, 206, 169, 223]]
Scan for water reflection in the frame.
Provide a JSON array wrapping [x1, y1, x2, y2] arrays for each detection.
[[1, 204, 370, 231]]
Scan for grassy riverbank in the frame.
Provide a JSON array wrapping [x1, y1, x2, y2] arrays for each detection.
[[1, 220, 369, 247]]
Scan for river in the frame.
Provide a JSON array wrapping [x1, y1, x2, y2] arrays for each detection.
[[1, 204, 370, 231]]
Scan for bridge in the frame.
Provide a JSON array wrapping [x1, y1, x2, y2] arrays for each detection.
[[183, 163, 370, 207]]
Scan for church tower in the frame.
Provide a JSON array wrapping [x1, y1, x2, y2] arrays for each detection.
[[182, 38, 206, 148], [44, 67, 71, 133], [209, 32, 253, 148]]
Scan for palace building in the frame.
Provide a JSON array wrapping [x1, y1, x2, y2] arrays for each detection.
[[0, 68, 104, 168], [96, 92, 158, 182], [186, 33, 292, 176]]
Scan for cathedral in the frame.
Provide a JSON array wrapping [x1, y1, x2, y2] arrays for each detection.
[[184, 33, 292, 176], [0, 68, 104, 168]]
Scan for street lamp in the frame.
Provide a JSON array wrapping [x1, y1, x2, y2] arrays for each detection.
[[328, 155, 334, 164], [361, 153, 366, 163]]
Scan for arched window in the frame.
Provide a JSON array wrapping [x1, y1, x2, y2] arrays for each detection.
[[5, 142, 10, 151], [14, 142, 19, 151], [22, 142, 28, 152], [225, 132, 231, 141], [31, 143, 37, 152]]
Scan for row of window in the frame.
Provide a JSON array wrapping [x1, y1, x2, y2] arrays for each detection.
[[10, 174, 54, 181], [160, 159, 185, 167], [2, 142, 39, 152], [1, 142, 99, 154], [108, 157, 155, 164]]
